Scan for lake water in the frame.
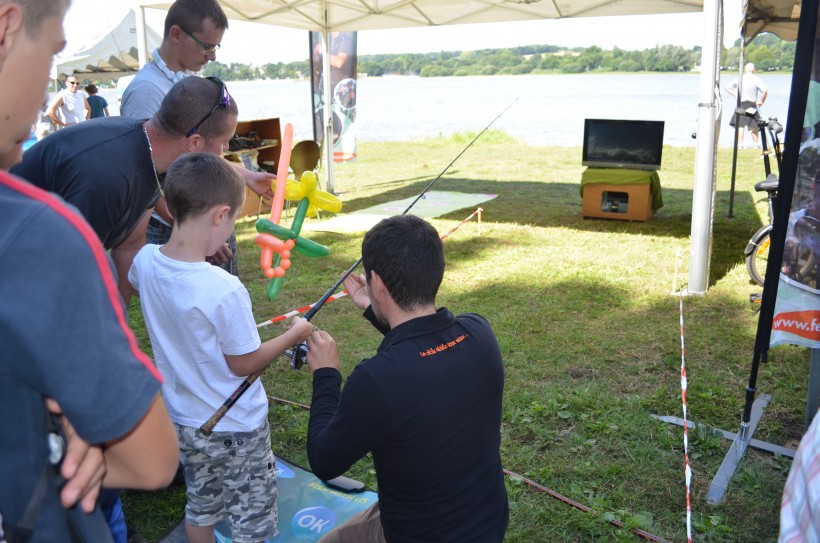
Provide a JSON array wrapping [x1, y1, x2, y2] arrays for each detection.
[[98, 73, 794, 148]]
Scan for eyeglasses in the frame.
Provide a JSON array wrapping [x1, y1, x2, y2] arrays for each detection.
[[180, 26, 221, 54], [67, 81, 78, 85], [186, 76, 230, 138]]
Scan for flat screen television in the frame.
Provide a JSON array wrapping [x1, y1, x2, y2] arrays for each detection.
[[582, 119, 665, 171]]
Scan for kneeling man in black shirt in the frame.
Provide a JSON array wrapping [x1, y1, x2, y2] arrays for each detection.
[[305, 214, 508, 543]]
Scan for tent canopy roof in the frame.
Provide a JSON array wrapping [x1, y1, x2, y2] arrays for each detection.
[[139, 0, 704, 32], [742, 0, 802, 43], [139, 0, 807, 45], [53, 9, 161, 82]]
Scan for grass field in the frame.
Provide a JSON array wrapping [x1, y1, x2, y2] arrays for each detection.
[[122, 132, 810, 542]]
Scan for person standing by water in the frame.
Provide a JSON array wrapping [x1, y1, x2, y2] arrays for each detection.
[[85, 84, 109, 118], [46, 76, 90, 129], [725, 62, 769, 148]]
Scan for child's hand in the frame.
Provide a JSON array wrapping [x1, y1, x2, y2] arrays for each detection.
[[288, 316, 315, 342]]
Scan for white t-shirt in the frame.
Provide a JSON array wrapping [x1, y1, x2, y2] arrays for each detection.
[[129, 244, 265, 432], [59, 91, 87, 125]]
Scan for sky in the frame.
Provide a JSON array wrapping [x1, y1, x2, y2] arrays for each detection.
[[62, 0, 746, 66]]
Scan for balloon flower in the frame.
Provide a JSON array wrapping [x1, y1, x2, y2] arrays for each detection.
[[254, 125, 343, 299]]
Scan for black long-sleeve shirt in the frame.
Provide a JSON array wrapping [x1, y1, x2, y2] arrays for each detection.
[[308, 307, 508, 542]]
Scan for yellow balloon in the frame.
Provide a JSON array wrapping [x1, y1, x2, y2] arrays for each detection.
[[283, 170, 343, 213], [311, 191, 343, 213], [284, 179, 305, 201], [299, 171, 318, 196]]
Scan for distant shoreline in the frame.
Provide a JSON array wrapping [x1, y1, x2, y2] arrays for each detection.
[[214, 69, 793, 84]]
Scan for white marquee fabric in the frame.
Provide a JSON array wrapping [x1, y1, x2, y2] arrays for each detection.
[[743, 0, 802, 43], [137, 0, 704, 31], [52, 9, 161, 82]]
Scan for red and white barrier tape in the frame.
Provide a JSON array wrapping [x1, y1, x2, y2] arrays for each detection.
[[440, 207, 482, 240], [677, 251, 694, 543], [257, 291, 348, 328], [257, 208, 484, 329]]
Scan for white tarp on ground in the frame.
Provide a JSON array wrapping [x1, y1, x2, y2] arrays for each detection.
[[52, 9, 161, 83]]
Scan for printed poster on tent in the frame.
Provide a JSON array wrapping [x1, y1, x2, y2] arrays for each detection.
[[770, 30, 820, 349], [310, 31, 357, 162]]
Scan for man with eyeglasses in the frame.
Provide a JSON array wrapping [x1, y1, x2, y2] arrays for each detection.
[[45, 76, 90, 129], [121, 0, 225, 120], [122, 0, 274, 279]]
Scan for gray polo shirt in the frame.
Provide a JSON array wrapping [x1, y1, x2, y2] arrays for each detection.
[[120, 49, 188, 119]]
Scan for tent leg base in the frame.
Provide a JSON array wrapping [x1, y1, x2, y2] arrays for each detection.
[[652, 393, 789, 504]]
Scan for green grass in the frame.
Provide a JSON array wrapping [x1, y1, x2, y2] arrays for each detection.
[[123, 131, 807, 542]]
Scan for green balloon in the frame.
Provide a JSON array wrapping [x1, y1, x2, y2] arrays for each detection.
[[266, 276, 284, 300]]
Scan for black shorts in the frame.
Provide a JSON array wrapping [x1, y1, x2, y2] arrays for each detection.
[[733, 101, 758, 130]]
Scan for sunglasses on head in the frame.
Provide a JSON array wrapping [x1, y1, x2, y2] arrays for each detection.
[[186, 77, 230, 138]]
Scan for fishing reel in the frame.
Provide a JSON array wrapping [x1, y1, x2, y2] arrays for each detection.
[[289, 342, 309, 371]]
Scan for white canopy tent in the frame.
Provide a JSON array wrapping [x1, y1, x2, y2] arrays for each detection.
[[52, 9, 161, 83], [742, 0, 802, 43], [135, 0, 746, 293]]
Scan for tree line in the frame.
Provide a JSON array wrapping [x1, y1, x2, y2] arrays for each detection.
[[202, 33, 794, 81]]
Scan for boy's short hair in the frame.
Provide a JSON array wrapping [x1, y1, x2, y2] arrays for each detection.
[[164, 0, 228, 37], [164, 152, 245, 224], [362, 215, 444, 311], [15, 0, 69, 37], [154, 76, 238, 141]]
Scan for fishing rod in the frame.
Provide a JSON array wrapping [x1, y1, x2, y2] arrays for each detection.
[[200, 203, 490, 434], [288, 98, 518, 370]]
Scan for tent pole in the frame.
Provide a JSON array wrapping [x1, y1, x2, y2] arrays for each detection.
[[688, 0, 724, 294], [727, 25, 747, 218], [135, 6, 148, 68], [322, 2, 335, 194]]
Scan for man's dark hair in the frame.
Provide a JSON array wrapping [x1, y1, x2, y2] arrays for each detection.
[[164, 0, 228, 37], [164, 152, 245, 224], [362, 215, 444, 311], [16, 0, 69, 37], [154, 76, 238, 140]]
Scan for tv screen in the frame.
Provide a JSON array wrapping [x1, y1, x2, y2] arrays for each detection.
[[582, 119, 665, 171]]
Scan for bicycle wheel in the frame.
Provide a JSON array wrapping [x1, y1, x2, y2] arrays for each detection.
[[746, 230, 771, 286]]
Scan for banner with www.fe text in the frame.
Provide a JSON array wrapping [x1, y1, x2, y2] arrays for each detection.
[[770, 25, 820, 348]]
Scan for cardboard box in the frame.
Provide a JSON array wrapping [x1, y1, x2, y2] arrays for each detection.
[[581, 183, 652, 221]]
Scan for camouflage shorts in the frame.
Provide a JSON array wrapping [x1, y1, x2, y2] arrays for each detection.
[[176, 420, 278, 543]]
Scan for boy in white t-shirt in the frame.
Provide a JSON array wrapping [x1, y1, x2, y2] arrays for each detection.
[[129, 152, 313, 543]]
